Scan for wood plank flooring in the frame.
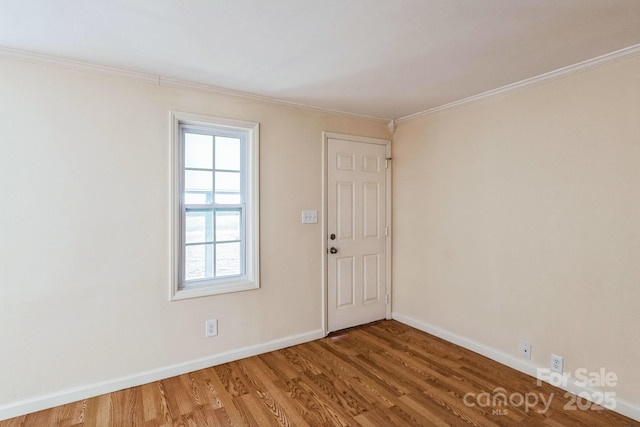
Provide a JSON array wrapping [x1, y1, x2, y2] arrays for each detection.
[[1, 320, 637, 426]]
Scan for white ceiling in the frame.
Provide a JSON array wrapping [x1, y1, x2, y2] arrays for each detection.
[[1, 0, 639, 120]]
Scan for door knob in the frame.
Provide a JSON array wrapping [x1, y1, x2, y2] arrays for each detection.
[[330, 233, 336, 240], [330, 247, 338, 254]]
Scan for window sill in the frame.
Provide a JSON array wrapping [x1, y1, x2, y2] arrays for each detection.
[[171, 279, 259, 301]]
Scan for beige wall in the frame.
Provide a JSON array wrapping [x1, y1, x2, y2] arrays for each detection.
[[0, 56, 388, 406], [393, 55, 640, 404]]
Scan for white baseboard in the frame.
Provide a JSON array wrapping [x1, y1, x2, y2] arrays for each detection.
[[391, 312, 640, 423], [0, 329, 324, 421]]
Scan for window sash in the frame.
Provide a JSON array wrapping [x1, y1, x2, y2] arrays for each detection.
[[181, 205, 246, 284], [181, 125, 246, 206]]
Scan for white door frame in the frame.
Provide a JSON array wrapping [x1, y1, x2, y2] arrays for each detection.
[[321, 131, 392, 335]]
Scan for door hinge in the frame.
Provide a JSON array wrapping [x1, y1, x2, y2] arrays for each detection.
[[385, 157, 392, 169], [385, 226, 389, 237], [385, 294, 389, 305]]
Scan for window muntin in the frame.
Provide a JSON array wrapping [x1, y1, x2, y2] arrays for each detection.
[[172, 112, 259, 300]]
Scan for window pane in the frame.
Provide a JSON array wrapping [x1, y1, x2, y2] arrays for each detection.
[[186, 170, 213, 191], [185, 133, 213, 169], [215, 171, 240, 204], [216, 210, 241, 242], [185, 244, 214, 280], [216, 242, 241, 277], [186, 211, 213, 244], [215, 137, 241, 171], [185, 170, 213, 203]]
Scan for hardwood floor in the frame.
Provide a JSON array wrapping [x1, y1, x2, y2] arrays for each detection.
[[1, 320, 637, 426]]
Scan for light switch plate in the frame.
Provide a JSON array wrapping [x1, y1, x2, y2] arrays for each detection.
[[302, 210, 318, 224]]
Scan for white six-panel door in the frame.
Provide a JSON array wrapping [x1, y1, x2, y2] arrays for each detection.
[[327, 137, 387, 332]]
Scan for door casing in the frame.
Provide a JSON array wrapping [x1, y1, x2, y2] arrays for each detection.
[[322, 131, 392, 335]]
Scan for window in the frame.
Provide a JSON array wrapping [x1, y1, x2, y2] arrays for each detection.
[[171, 112, 259, 300]]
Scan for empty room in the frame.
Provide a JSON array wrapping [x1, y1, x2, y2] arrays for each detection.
[[1, 1, 639, 426]]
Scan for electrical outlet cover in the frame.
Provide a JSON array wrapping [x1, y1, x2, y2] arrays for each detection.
[[550, 354, 563, 373], [205, 319, 218, 337]]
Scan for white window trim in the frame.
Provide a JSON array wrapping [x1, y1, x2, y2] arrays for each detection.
[[170, 111, 260, 300]]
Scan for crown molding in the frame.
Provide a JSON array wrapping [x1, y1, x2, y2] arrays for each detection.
[[158, 77, 388, 121], [397, 43, 640, 123], [3, 43, 638, 124], [0, 46, 387, 123], [0, 46, 160, 84]]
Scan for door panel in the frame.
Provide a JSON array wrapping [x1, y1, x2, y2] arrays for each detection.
[[328, 137, 387, 332], [337, 257, 355, 307], [363, 182, 379, 239], [337, 182, 354, 240], [363, 254, 380, 303]]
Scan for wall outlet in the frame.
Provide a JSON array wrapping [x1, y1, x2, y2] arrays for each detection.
[[550, 354, 563, 373], [519, 342, 531, 360], [205, 319, 218, 337]]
